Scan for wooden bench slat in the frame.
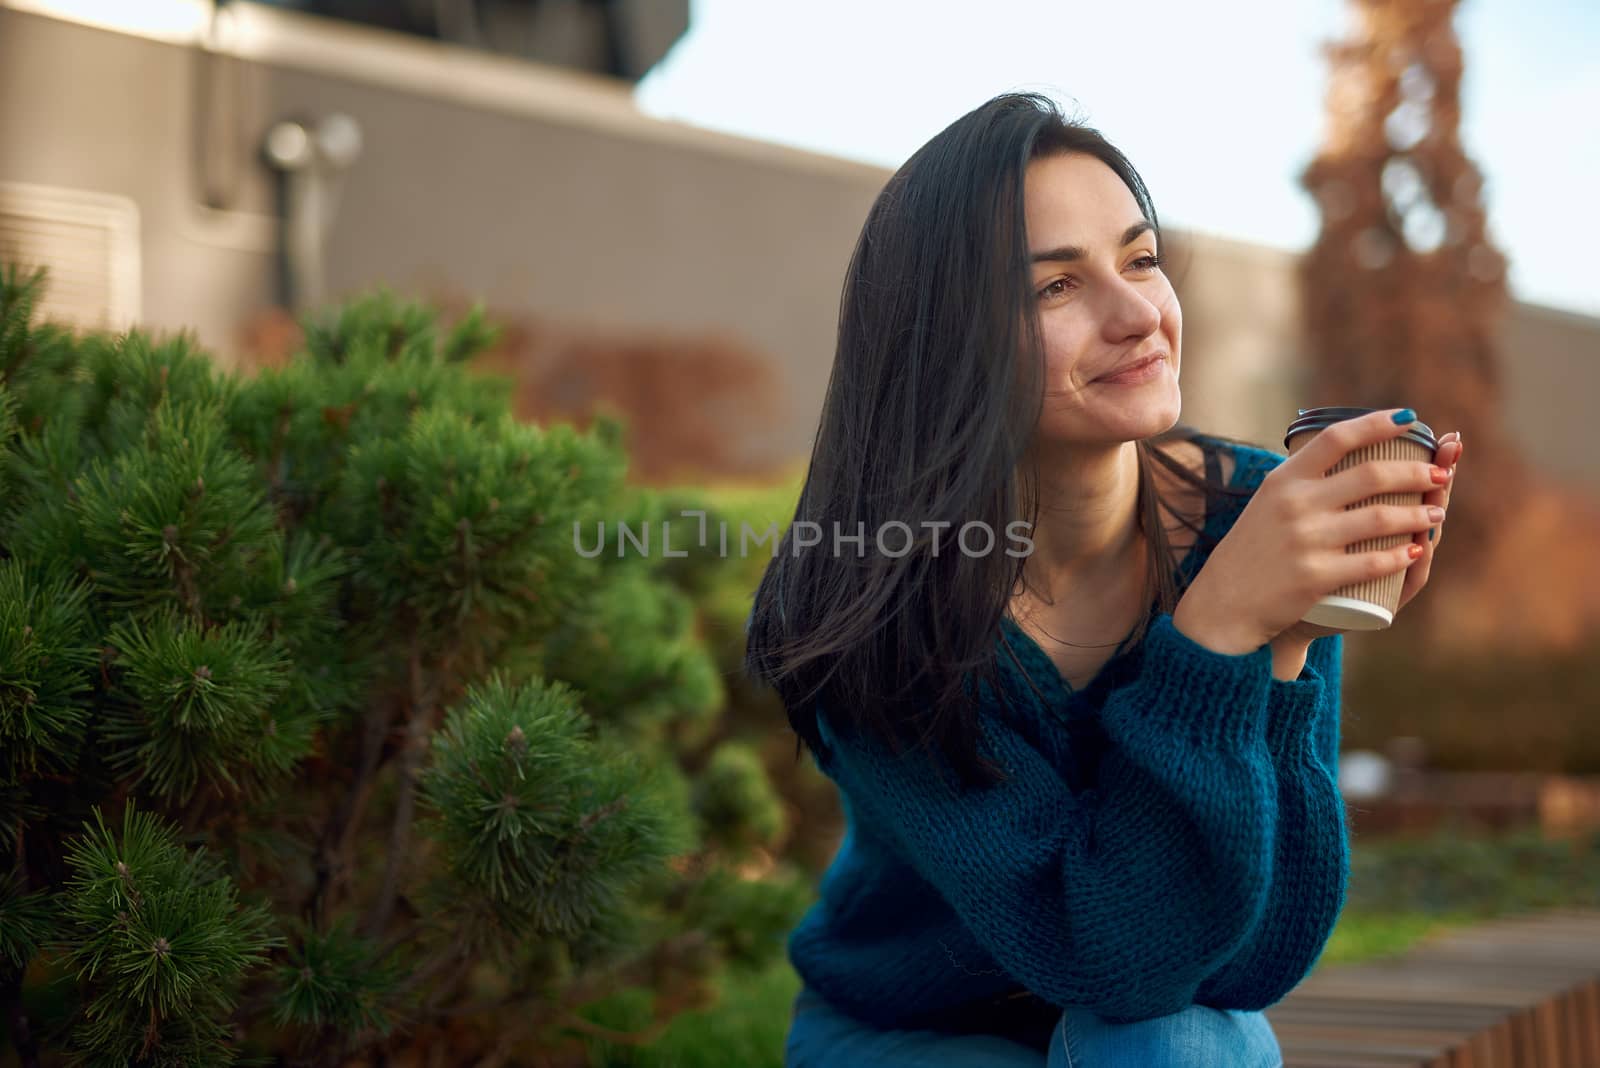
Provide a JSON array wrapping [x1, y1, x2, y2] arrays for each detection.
[[1269, 908, 1600, 1067]]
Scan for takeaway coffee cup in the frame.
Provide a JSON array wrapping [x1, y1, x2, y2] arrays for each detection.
[[1283, 406, 1439, 631]]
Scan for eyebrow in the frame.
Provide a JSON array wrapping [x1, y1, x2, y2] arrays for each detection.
[[1030, 220, 1156, 264]]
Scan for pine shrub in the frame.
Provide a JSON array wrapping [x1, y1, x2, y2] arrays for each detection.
[[0, 265, 810, 1066]]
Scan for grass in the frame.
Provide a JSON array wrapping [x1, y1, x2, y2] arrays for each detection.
[[1317, 908, 1479, 966]]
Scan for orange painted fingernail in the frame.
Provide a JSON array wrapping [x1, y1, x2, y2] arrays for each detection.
[[1431, 466, 1450, 483], [1408, 543, 1425, 559]]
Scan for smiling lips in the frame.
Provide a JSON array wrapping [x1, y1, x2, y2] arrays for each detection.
[[1096, 353, 1166, 383]]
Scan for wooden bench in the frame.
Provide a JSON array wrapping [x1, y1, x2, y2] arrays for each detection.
[[1266, 909, 1600, 1067]]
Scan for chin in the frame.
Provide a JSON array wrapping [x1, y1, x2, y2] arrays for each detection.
[[1038, 381, 1183, 443], [1123, 386, 1182, 436], [1152, 407, 1183, 437], [1131, 412, 1181, 442]]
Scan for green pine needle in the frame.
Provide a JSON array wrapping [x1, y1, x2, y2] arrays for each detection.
[[271, 916, 400, 1036], [420, 672, 694, 943], [0, 868, 56, 968], [0, 557, 98, 778], [57, 803, 279, 1065], [99, 609, 292, 802]]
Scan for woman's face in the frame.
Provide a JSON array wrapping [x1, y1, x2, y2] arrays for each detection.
[[1023, 152, 1182, 446]]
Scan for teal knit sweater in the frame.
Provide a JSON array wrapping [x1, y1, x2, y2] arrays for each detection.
[[784, 438, 1349, 1040]]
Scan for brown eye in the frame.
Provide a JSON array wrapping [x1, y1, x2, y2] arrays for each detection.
[[1037, 278, 1076, 300]]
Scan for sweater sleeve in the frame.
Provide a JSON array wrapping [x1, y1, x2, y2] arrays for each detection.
[[813, 611, 1279, 1023], [1259, 632, 1343, 774], [1194, 632, 1349, 1007]]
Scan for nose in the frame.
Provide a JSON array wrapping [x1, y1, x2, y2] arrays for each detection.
[[1098, 275, 1162, 344]]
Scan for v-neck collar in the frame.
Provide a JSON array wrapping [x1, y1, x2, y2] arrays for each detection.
[[997, 435, 1243, 706], [999, 610, 1147, 704]]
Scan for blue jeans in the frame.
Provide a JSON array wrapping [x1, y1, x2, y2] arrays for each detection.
[[784, 986, 1283, 1067]]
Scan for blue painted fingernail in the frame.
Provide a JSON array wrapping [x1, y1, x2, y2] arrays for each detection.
[[1392, 408, 1417, 425], [1428, 527, 1436, 541]]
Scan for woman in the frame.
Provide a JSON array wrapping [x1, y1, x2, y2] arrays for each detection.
[[743, 92, 1463, 1067]]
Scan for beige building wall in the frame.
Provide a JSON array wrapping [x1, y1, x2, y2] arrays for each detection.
[[1499, 304, 1600, 492], [1159, 231, 1315, 451], [0, 2, 886, 472], [2, 2, 1594, 490]]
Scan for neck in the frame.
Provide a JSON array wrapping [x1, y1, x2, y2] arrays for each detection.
[[1015, 438, 1145, 599]]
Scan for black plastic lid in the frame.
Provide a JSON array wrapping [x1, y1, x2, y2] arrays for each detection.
[[1284, 406, 1437, 453]]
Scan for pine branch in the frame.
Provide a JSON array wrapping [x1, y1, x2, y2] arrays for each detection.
[[421, 950, 476, 1016], [169, 529, 203, 622], [307, 700, 392, 927], [306, 690, 400, 927], [370, 915, 421, 967], [140, 1000, 159, 1060], [389, 936, 467, 1004], [364, 637, 435, 939], [266, 406, 292, 505]]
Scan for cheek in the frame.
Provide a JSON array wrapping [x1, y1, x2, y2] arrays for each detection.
[[1040, 319, 1093, 380], [1161, 290, 1183, 352]]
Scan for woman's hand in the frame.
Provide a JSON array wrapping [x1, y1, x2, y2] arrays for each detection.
[[1268, 429, 1464, 663], [1173, 408, 1447, 656], [1395, 430, 1462, 615]]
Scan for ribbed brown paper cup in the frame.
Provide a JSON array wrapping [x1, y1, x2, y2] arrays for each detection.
[[1284, 407, 1439, 631]]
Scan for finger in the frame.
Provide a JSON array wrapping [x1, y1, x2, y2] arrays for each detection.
[[1321, 457, 1448, 510], [1397, 536, 1433, 613], [1291, 408, 1426, 475], [1422, 481, 1449, 513], [1419, 434, 1461, 555], [1435, 439, 1461, 514], [1421, 484, 1447, 549], [1398, 515, 1440, 611], [1333, 538, 1426, 593], [1429, 433, 1460, 509], [1325, 501, 1441, 548]]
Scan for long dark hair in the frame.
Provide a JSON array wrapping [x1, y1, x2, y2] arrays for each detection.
[[743, 92, 1256, 792]]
